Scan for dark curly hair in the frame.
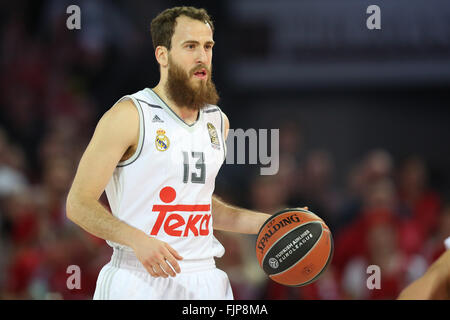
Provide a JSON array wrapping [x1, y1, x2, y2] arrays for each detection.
[[150, 6, 214, 50]]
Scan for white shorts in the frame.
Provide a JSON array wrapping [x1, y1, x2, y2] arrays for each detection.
[[93, 248, 234, 300]]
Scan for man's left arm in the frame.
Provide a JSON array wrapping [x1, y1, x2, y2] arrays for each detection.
[[213, 112, 308, 234], [212, 195, 271, 234], [211, 111, 272, 233]]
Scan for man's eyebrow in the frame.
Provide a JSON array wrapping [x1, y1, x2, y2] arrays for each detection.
[[181, 40, 215, 46]]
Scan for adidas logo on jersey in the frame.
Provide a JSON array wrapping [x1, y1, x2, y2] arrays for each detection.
[[152, 115, 164, 123]]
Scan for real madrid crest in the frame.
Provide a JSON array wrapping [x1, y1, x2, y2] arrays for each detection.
[[155, 129, 170, 151], [207, 122, 220, 150]]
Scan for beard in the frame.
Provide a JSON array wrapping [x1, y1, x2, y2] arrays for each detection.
[[165, 56, 220, 111]]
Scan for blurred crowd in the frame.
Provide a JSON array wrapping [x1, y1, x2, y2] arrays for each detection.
[[215, 145, 449, 299], [0, 0, 143, 299], [1, 1, 449, 300]]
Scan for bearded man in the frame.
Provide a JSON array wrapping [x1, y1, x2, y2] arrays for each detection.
[[66, 6, 274, 300]]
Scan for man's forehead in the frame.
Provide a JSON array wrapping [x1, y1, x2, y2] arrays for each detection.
[[172, 15, 213, 42]]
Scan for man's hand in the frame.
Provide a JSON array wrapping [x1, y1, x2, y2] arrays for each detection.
[[131, 233, 183, 278]]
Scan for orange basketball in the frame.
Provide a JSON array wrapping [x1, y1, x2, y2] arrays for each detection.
[[256, 208, 334, 287]]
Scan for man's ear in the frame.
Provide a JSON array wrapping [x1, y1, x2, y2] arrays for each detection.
[[155, 46, 169, 68]]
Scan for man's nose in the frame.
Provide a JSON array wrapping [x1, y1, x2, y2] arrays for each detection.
[[195, 48, 208, 64]]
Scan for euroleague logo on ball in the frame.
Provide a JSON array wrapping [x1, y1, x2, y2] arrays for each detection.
[[268, 258, 279, 269]]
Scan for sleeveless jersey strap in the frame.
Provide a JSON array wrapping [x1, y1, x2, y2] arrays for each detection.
[[217, 106, 227, 162], [115, 95, 146, 167]]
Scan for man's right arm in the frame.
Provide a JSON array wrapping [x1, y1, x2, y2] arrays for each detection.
[[66, 100, 182, 278]]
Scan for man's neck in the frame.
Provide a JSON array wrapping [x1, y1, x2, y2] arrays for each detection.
[[152, 84, 199, 125]]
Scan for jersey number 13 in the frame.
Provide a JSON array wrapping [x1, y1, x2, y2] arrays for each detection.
[[182, 151, 205, 184]]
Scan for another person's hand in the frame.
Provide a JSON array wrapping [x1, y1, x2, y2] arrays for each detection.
[[397, 249, 450, 300]]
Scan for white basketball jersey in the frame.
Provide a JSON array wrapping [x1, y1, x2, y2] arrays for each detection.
[[105, 88, 227, 260]]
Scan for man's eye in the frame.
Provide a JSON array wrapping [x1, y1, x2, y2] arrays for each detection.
[[187, 44, 195, 49]]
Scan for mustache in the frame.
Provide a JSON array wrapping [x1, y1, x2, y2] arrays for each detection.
[[189, 65, 211, 76]]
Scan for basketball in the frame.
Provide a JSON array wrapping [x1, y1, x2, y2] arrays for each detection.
[[256, 208, 333, 287]]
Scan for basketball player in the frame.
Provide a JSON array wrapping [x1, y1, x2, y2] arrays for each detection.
[[66, 7, 277, 299]]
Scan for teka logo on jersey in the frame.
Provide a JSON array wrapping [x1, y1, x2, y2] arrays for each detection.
[[257, 213, 300, 254], [150, 186, 211, 237]]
